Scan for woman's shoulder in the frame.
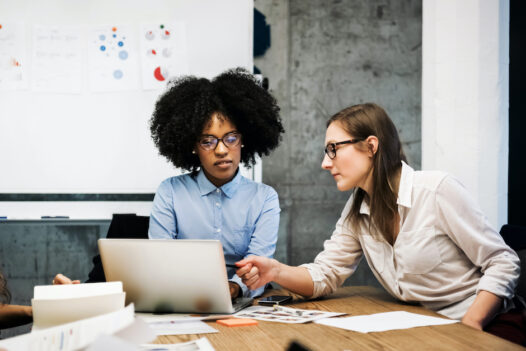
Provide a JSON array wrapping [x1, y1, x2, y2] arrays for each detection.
[[157, 173, 197, 191], [238, 176, 278, 198], [412, 169, 452, 192]]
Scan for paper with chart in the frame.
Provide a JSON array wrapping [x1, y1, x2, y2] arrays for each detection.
[[88, 24, 139, 91], [235, 305, 345, 324], [0, 22, 27, 90], [140, 22, 188, 90], [314, 311, 458, 333]]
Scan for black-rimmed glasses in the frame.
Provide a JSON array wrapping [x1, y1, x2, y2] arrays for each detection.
[[198, 132, 241, 151], [324, 139, 363, 159]]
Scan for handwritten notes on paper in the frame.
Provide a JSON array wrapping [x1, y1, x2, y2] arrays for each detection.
[[32, 25, 82, 93]]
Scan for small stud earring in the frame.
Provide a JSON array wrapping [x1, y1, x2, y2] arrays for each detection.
[[192, 150, 196, 154], [241, 144, 245, 148]]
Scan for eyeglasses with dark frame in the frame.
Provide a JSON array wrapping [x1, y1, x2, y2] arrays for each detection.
[[324, 139, 364, 159], [198, 132, 242, 151]]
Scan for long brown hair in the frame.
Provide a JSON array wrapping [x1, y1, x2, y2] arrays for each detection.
[[0, 271, 10, 305], [327, 103, 407, 242]]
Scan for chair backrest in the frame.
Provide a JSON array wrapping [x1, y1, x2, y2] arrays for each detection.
[[106, 213, 150, 239], [500, 224, 526, 251], [500, 224, 526, 298]]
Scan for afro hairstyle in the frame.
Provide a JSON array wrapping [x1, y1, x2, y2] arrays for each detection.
[[150, 68, 284, 173]]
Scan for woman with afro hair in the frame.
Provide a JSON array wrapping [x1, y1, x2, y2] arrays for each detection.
[[148, 68, 284, 298]]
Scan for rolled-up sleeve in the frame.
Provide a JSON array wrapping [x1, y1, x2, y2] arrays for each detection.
[[301, 197, 364, 298], [148, 180, 177, 240], [436, 175, 520, 300]]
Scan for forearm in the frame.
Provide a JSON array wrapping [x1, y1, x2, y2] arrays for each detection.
[[274, 261, 314, 297], [461, 290, 502, 329], [0, 304, 32, 329]]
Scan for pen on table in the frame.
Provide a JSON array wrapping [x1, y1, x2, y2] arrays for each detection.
[[273, 305, 304, 316], [41, 216, 70, 219], [0, 216, 7, 220]]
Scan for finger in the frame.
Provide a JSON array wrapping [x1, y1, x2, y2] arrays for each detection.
[[235, 257, 256, 267], [53, 274, 72, 285], [242, 266, 259, 281], [236, 263, 253, 277], [247, 278, 265, 291], [72, 280, 81, 284], [245, 274, 259, 288]]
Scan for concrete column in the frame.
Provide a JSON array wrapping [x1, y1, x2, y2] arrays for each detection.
[[422, 0, 509, 228]]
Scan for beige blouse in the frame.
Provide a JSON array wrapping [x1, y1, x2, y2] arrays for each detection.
[[302, 162, 520, 319]]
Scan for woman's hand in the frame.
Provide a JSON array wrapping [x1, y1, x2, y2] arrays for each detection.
[[52, 273, 80, 285], [236, 256, 279, 290], [228, 282, 241, 299]]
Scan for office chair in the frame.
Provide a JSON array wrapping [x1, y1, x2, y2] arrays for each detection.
[[500, 224, 526, 298], [86, 214, 149, 283]]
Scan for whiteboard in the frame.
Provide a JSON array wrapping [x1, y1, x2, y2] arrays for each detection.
[[0, 0, 255, 218]]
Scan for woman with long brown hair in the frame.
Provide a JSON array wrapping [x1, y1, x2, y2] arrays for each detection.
[[236, 103, 525, 345], [0, 271, 32, 329]]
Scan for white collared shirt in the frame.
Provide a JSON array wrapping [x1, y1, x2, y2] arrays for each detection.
[[302, 162, 520, 319]]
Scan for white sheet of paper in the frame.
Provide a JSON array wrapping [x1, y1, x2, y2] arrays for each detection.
[[141, 337, 216, 351], [140, 21, 188, 90], [0, 21, 28, 90], [88, 24, 139, 92], [32, 282, 125, 329], [136, 313, 229, 322], [147, 320, 218, 336], [314, 311, 458, 333], [34, 282, 123, 298], [32, 25, 82, 93]]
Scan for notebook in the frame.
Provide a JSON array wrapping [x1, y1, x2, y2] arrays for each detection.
[[98, 238, 253, 314]]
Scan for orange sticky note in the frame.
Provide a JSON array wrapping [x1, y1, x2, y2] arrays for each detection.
[[217, 318, 258, 327]]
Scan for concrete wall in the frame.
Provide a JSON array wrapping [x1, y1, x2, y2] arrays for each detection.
[[0, 221, 109, 337], [256, 0, 422, 285]]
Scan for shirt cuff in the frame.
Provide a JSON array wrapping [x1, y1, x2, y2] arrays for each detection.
[[229, 274, 265, 298], [300, 263, 325, 299]]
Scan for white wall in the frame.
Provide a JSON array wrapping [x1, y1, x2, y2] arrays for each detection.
[[422, 0, 509, 229]]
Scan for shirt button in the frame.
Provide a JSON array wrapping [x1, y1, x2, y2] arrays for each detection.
[[216, 228, 221, 233], [215, 202, 220, 207], [216, 189, 220, 193]]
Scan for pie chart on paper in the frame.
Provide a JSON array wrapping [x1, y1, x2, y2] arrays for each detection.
[[153, 66, 168, 81]]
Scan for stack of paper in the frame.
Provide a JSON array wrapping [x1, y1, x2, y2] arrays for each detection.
[[32, 282, 125, 329], [0, 304, 141, 351]]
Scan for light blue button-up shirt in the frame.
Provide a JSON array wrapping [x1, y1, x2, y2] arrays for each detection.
[[148, 169, 280, 297]]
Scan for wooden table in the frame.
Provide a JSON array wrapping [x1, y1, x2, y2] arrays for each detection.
[[154, 287, 525, 350]]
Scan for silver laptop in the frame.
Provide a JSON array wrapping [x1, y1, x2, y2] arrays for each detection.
[[98, 239, 253, 314]]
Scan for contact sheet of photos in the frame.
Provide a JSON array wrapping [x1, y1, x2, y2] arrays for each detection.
[[234, 305, 345, 324]]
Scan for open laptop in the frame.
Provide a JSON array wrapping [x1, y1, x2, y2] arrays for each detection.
[[98, 239, 253, 314]]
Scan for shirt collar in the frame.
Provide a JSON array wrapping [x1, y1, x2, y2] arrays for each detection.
[[397, 161, 414, 208], [358, 161, 414, 215], [196, 169, 242, 198]]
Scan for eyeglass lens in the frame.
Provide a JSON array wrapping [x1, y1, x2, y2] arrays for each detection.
[[199, 133, 240, 150]]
